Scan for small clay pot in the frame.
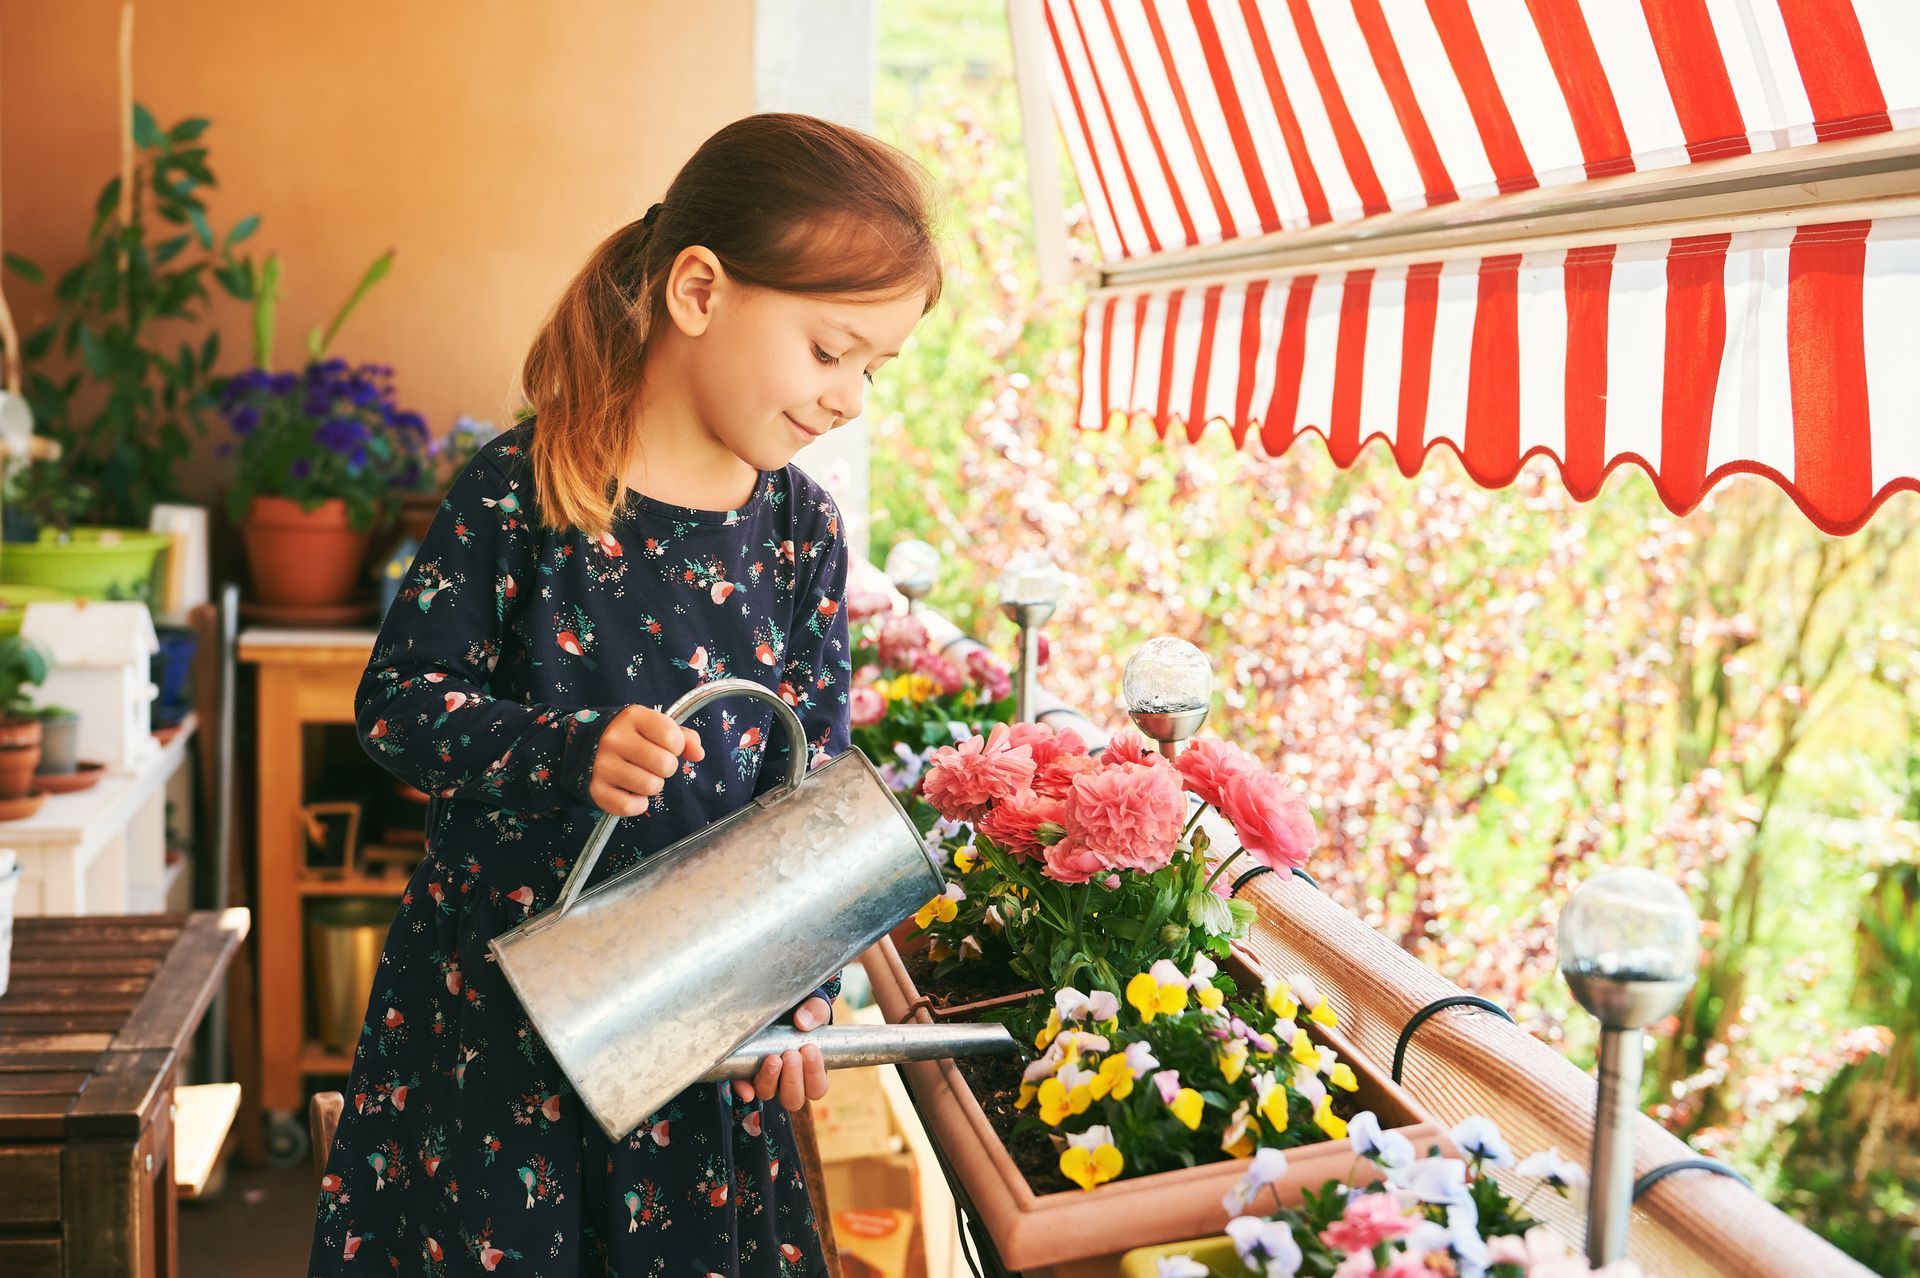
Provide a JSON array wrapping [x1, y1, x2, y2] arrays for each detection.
[[242, 495, 374, 608], [35, 710, 78, 776], [0, 715, 44, 800]]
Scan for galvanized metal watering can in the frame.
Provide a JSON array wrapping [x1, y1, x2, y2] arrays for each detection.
[[490, 677, 1016, 1141]]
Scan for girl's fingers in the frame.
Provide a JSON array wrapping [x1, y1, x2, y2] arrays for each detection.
[[752, 1054, 782, 1102], [593, 752, 668, 799], [779, 1049, 806, 1111], [732, 1079, 755, 1102], [589, 777, 649, 818], [679, 727, 704, 762], [606, 729, 683, 781], [801, 1044, 828, 1102]]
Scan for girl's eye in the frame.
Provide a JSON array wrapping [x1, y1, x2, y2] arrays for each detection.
[[811, 344, 837, 365]]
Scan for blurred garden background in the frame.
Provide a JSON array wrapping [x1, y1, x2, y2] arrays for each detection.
[[865, 1, 1920, 1271]]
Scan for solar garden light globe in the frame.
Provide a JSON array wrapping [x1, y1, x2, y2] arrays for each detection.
[[884, 539, 940, 613], [1558, 867, 1700, 1268], [996, 551, 1066, 723], [1122, 636, 1212, 759]]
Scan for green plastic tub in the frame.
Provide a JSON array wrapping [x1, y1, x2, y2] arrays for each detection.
[[0, 584, 76, 636], [0, 528, 172, 603]]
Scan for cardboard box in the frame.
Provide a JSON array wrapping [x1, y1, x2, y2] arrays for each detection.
[[832, 1208, 917, 1278], [813, 1062, 905, 1164]]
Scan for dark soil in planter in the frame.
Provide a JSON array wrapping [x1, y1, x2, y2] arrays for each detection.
[[900, 944, 1042, 1011], [943, 1006, 1079, 1194]]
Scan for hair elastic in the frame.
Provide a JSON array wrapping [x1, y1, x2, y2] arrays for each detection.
[[642, 202, 665, 228]]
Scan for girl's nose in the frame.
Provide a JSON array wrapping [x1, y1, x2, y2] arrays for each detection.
[[820, 377, 864, 425]]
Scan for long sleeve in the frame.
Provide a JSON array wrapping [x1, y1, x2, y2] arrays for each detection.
[[766, 494, 854, 1019], [356, 447, 622, 814]]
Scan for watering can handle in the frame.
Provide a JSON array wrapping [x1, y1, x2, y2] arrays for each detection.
[[552, 678, 811, 918]]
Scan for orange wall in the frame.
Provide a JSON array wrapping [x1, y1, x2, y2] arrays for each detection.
[[0, 1, 755, 505]]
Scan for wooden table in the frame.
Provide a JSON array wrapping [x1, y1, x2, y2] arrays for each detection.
[[0, 910, 249, 1278]]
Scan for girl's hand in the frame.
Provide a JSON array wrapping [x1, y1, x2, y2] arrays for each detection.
[[732, 997, 831, 1110], [588, 705, 705, 816]]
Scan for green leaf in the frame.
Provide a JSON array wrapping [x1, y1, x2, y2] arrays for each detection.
[[150, 234, 191, 266], [169, 117, 211, 144], [200, 330, 220, 374], [3, 254, 43, 285], [252, 255, 282, 368], [23, 326, 54, 361], [77, 326, 110, 378], [311, 248, 394, 357], [93, 176, 124, 223], [187, 205, 214, 251], [225, 214, 261, 248], [1186, 891, 1234, 936], [132, 104, 164, 149]]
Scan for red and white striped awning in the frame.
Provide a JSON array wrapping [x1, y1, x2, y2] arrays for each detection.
[[1040, 1, 1920, 533]]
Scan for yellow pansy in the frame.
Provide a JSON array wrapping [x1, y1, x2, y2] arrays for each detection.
[[1037, 1073, 1095, 1127], [952, 845, 978, 874], [1313, 1094, 1347, 1140], [1125, 972, 1188, 1023], [1094, 1054, 1135, 1101], [1306, 999, 1338, 1028], [1223, 1130, 1255, 1158], [1328, 1062, 1358, 1092], [1015, 1082, 1038, 1110], [927, 937, 952, 962], [1256, 1077, 1291, 1131], [913, 893, 959, 929], [1034, 1009, 1062, 1051], [1217, 1041, 1249, 1086], [1290, 1030, 1318, 1068], [1220, 1100, 1254, 1157], [1060, 1129, 1124, 1192], [1169, 1087, 1205, 1130], [1196, 984, 1225, 1011], [1264, 977, 1299, 1021]]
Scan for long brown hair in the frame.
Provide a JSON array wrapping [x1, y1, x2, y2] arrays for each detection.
[[519, 113, 944, 534]]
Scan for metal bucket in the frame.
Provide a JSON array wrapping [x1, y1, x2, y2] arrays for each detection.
[[490, 678, 947, 1141], [307, 898, 394, 1055]]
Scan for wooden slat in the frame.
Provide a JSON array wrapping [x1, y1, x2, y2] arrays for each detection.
[[0, 1012, 136, 1034], [0, 1238, 61, 1278], [0, 1033, 114, 1060], [0, 1093, 78, 1139], [0, 1146, 61, 1223], [173, 1083, 241, 1200], [0, 1071, 91, 1096], [61, 1138, 139, 1277], [112, 910, 248, 1055], [66, 1049, 171, 1139], [9, 956, 163, 978], [1, 976, 152, 998]]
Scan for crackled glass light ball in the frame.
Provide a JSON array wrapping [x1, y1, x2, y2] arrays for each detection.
[[1559, 868, 1699, 1027], [996, 551, 1066, 609], [884, 539, 940, 597], [1122, 637, 1212, 715]]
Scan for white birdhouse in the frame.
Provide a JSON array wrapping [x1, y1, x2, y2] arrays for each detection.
[[19, 601, 160, 770]]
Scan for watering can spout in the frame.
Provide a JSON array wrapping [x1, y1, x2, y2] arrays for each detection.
[[699, 1022, 1019, 1082]]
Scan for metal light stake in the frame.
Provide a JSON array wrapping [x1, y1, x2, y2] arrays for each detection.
[[1558, 867, 1701, 1267], [884, 539, 940, 616], [1122, 636, 1213, 759], [997, 551, 1066, 724]]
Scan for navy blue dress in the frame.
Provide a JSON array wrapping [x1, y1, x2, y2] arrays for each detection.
[[308, 425, 850, 1277]]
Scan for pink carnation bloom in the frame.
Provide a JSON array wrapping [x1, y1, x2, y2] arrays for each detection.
[[1174, 736, 1257, 809], [1101, 729, 1161, 767], [1320, 1192, 1419, 1254], [1065, 762, 1185, 873], [1034, 752, 1103, 801], [1221, 770, 1317, 872], [876, 615, 930, 669], [1005, 722, 1092, 777], [1042, 834, 1107, 885], [965, 649, 1012, 702], [920, 724, 1037, 823], [978, 791, 1066, 861], [850, 684, 888, 727], [847, 588, 895, 622], [912, 649, 966, 696]]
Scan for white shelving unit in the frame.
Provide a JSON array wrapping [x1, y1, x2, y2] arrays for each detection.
[[3, 713, 199, 915]]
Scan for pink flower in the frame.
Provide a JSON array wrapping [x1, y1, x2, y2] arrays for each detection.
[[1320, 1192, 1418, 1253], [921, 724, 1037, 823], [876, 615, 930, 669], [1042, 834, 1107, 885], [1220, 770, 1317, 872], [966, 649, 1012, 702], [1065, 762, 1185, 873], [1101, 729, 1162, 767], [1175, 737, 1257, 809], [847, 588, 894, 622], [1034, 752, 1103, 800], [850, 685, 888, 727], [979, 791, 1066, 861], [912, 649, 967, 696], [1005, 721, 1089, 771]]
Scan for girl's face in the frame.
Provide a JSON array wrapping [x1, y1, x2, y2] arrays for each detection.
[[660, 247, 927, 474]]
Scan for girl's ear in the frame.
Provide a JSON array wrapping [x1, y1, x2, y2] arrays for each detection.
[[663, 246, 728, 338]]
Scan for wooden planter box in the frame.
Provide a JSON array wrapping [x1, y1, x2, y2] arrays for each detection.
[[861, 936, 1445, 1278]]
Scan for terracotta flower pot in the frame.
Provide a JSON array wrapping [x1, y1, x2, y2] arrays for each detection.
[[860, 936, 1445, 1278], [242, 496, 373, 607], [0, 716, 43, 800]]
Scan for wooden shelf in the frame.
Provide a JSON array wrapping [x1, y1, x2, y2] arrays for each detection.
[[298, 874, 411, 898], [298, 1044, 355, 1075]]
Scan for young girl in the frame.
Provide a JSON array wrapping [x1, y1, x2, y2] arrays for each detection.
[[308, 113, 942, 1276]]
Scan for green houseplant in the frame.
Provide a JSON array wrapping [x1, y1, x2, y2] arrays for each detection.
[[3, 104, 259, 600], [0, 635, 49, 799], [218, 248, 424, 609]]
